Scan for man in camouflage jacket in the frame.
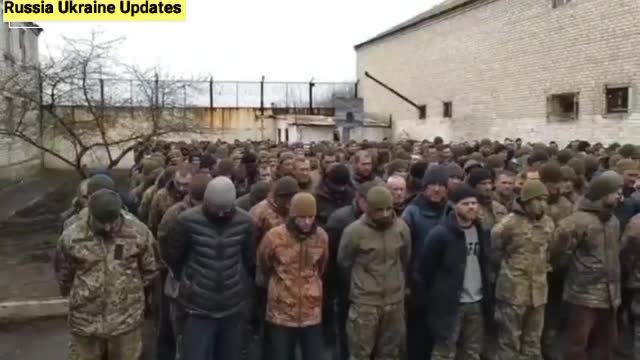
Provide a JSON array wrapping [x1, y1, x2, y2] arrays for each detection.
[[491, 180, 555, 360], [148, 164, 192, 235], [54, 189, 159, 360], [552, 171, 623, 360]]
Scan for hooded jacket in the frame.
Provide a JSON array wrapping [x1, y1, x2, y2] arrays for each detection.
[[337, 214, 411, 306], [257, 223, 329, 327], [412, 211, 492, 339], [491, 199, 555, 307], [552, 198, 621, 308], [315, 180, 355, 227]]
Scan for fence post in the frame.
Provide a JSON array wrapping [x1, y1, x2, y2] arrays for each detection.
[[209, 77, 214, 129], [183, 83, 187, 117], [285, 83, 289, 107], [309, 79, 315, 112], [260, 76, 265, 116], [235, 81, 239, 108]]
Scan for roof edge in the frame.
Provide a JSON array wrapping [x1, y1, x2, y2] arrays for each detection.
[[354, 0, 480, 50]]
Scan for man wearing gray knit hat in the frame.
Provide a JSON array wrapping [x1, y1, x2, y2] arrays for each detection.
[[165, 176, 256, 360], [553, 170, 623, 360]]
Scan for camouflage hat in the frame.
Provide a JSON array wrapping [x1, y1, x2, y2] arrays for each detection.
[[520, 180, 549, 202], [289, 193, 317, 218], [89, 189, 122, 223], [585, 170, 623, 201]]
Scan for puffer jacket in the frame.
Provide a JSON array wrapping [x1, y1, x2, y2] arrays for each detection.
[[552, 198, 621, 308], [491, 199, 555, 307], [166, 206, 257, 318], [258, 223, 328, 327], [337, 214, 411, 306]]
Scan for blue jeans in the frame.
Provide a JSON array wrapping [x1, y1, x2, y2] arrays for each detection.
[[182, 313, 243, 360]]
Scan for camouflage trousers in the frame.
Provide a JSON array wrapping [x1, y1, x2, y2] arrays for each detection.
[[346, 301, 405, 360], [431, 301, 484, 360], [69, 326, 143, 360], [495, 301, 544, 360]]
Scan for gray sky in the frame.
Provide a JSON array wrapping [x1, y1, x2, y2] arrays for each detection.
[[39, 0, 440, 82]]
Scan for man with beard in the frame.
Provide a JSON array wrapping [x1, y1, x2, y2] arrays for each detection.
[[494, 171, 515, 212], [257, 193, 329, 360], [293, 158, 313, 192], [552, 171, 623, 360], [325, 181, 380, 360], [165, 176, 256, 360], [315, 164, 356, 227], [54, 189, 159, 360], [491, 180, 555, 360], [311, 150, 338, 191], [274, 152, 296, 180], [401, 165, 449, 360], [413, 185, 491, 360], [467, 168, 508, 231], [236, 181, 271, 212], [352, 150, 379, 186], [156, 173, 211, 360], [537, 162, 574, 360], [338, 186, 411, 360], [387, 175, 407, 216], [250, 176, 300, 241], [560, 166, 580, 205], [445, 163, 465, 194], [148, 164, 193, 236]]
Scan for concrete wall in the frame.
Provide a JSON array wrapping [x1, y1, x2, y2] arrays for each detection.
[[356, 0, 640, 146], [44, 106, 277, 170], [0, 22, 43, 181]]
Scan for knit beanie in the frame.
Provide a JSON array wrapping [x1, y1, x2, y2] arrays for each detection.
[[142, 159, 163, 177], [366, 186, 393, 210], [445, 163, 464, 179], [273, 176, 300, 196], [357, 180, 384, 197], [608, 154, 623, 170], [386, 159, 409, 175], [204, 176, 236, 211], [585, 171, 624, 201], [289, 193, 317, 217], [189, 174, 212, 202], [467, 168, 493, 188], [521, 180, 549, 202], [485, 154, 505, 169], [216, 159, 235, 177], [449, 184, 479, 204], [557, 150, 574, 165], [560, 166, 577, 182], [278, 152, 295, 164], [539, 162, 563, 183], [89, 189, 122, 223], [87, 174, 116, 196], [242, 152, 257, 164], [528, 151, 549, 166], [619, 143, 638, 159], [463, 159, 482, 172], [326, 164, 352, 186], [584, 155, 600, 174], [422, 165, 449, 188], [616, 159, 639, 174], [409, 161, 429, 180], [567, 158, 586, 176], [250, 181, 271, 201]]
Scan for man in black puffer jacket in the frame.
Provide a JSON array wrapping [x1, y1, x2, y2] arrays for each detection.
[[166, 176, 257, 360]]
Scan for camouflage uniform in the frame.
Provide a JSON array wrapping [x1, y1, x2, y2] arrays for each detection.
[[138, 184, 159, 225], [542, 195, 574, 360], [54, 210, 159, 360], [478, 200, 508, 231], [621, 214, 640, 360], [249, 197, 287, 241], [491, 200, 555, 360], [338, 215, 411, 360], [148, 185, 183, 236], [430, 302, 484, 360], [494, 193, 513, 212]]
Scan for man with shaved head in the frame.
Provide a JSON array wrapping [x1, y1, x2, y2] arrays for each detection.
[[387, 175, 407, 216]]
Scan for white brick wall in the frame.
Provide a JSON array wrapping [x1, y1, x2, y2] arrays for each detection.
[[356, 0, 640, 146]]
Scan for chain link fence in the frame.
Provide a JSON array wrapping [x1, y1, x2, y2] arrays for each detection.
[[49, 77, 356, 109]]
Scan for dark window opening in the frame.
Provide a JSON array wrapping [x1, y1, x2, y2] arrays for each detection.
[[277, 128, 282, 143], [346, 112, 354, 122], [606, 87, 630, 114], [547, 93, 579, 121], [333, 129, 340, 142], [285, 128, 289, 143], [443, 101, 452, 118], [552, 0, 572, 8]]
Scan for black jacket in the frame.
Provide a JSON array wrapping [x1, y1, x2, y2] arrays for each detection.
[[413, 211, 492, 339], [325, 201, 363, 298], [166, 206, 257, 318], [315, 180, 355, 227]]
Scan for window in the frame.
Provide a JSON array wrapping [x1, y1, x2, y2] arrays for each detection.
[[19, 29, 27, 63], [552, 0, 572, 8], [605, 86, 630, 114], [443, 101, 453, 118], [547, 93, 579, 121]]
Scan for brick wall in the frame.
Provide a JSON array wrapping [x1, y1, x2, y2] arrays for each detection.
[[356, 0, 640, 146]]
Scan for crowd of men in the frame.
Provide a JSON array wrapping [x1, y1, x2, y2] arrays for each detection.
[[53, 136, 640, 360]]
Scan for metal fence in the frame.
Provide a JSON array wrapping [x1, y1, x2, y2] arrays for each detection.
[[48, 77, 356, 109]]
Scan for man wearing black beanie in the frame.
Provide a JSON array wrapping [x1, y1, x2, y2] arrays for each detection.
[[314, 164, 355, 227], [402, 165, 449, 360]]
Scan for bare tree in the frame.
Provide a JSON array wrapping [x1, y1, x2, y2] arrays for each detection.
[[0, 32, 200, 178]]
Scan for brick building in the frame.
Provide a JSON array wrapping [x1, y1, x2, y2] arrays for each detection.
[[355, 0, 640, 145]]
